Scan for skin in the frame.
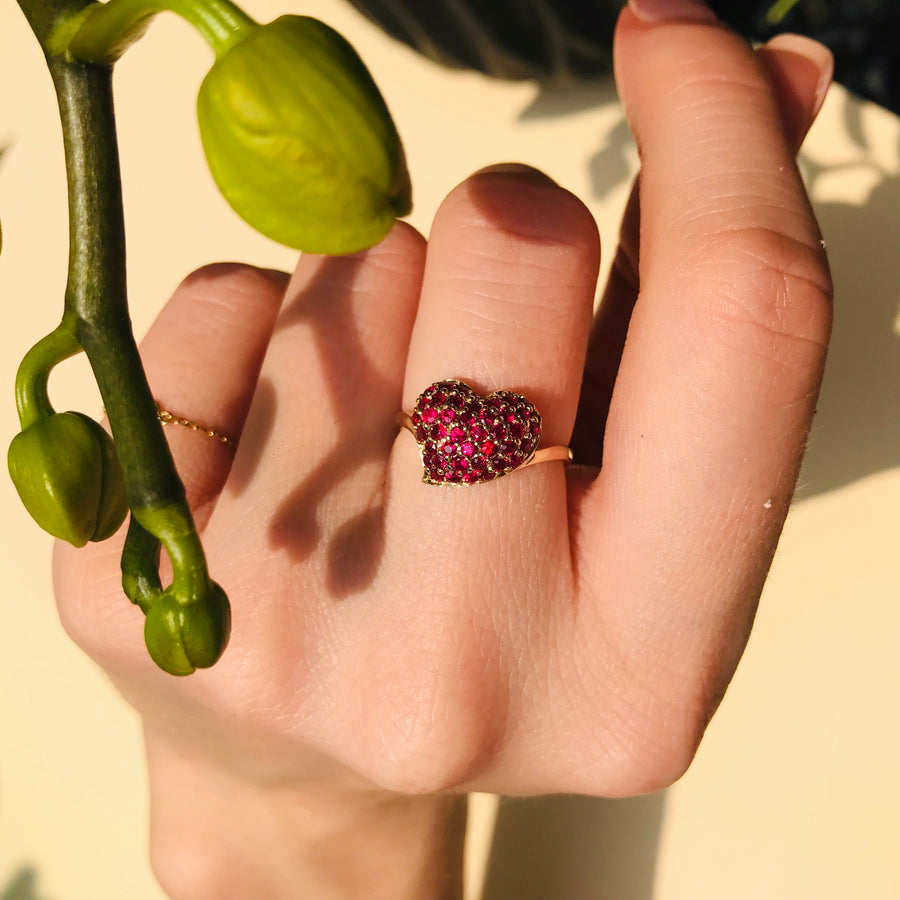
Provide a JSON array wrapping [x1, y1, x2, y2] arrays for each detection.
[[53, 6, 834, 899]]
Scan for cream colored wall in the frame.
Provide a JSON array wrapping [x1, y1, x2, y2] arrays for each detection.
[[1, 1, 898, 898]]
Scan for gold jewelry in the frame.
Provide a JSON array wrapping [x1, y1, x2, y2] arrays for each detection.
[[399, 379, 571, 485], [155, 402, 236, 449]]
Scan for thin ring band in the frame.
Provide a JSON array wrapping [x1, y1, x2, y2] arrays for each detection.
[[155, 402, 236, 449]]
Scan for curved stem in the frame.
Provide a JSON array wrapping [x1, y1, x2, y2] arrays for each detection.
[[14, 314, 82, 429], [135, 502, 211, 600], [56, 0, 257, 62], [122, 514, 161, 613], [122, 506, 213, 612]]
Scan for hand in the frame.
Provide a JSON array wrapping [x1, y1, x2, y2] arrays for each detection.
[[53, 3, 833, 898]]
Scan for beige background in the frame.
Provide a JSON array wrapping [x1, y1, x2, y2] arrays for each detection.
[[1, 1, 899, 898]]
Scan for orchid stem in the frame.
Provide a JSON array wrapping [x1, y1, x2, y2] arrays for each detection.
[[14, 0, 222, 665]]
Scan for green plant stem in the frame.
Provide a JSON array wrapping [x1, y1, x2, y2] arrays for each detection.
[[58, 0, 257, 63], [47, 58, 178, 505], [766, 0, 804, 24], [15, 0, 213, 604], [122, 515, 161, 613], [15, 0, 90, 47], [14, 314, 82, 429]]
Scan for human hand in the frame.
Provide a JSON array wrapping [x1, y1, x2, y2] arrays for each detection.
[[53, 2, 833, 898]]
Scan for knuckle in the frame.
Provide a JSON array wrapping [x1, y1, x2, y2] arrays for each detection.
[[689, 225, 833, 355], [566, 636, 723, 796], [150, 834, 224, 900], [364, 720, 498, 796], [355, 627, 506, 794], [364, 693, 503, 796], [597, 690, 713, 796]]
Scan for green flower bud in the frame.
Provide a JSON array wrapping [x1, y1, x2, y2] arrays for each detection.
[[8, 412, 128, 547], [143, 581, 231, 676], [71, 413, 129, 541], [197, 15, 411, 255]]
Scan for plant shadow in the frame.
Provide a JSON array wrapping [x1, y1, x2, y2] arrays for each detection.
[[264, 257, 396, 598], [0, 867, 50, 900], [794, 154, 900, 497], [519, 77, 635, 203]]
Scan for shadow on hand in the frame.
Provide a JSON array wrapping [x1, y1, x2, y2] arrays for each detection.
[[255, 257, 395, 597], [481, 793, 665, 900]]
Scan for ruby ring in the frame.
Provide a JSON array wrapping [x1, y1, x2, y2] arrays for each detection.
[[397, 379, 571, 485]]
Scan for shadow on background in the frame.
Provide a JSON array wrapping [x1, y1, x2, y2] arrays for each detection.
[[481, 794, 665, 900], [0, 867, 49, 900], [520, 78, 636, 204], [525, 80, 900, 497], [796, 152, 900, 497]]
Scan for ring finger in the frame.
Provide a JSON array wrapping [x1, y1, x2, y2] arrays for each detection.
[[372, 166, 600, 781], [53, 263, 289, 670]]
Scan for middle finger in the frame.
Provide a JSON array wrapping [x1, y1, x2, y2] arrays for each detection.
[[391, 165, 600, 550]]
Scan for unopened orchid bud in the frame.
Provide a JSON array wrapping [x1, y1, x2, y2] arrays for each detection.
[[143, 580, 231, 676], [197, 15, 411, 254], [8, 411, 127, 547]]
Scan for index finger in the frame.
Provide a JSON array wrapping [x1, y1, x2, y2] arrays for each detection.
[[572, 5, 832, 771]]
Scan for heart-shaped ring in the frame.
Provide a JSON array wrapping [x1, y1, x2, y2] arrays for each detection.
[[398, 379, 571, 485]]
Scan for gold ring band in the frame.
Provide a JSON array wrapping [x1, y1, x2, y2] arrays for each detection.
[[155, 402, 236, 449], [399, 379, 571, 486]]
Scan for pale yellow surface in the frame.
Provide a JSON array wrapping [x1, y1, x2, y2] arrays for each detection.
[[1, 1, 898, 898]]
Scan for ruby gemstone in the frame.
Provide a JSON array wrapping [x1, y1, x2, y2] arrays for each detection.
[[411, 379, 541, 485]]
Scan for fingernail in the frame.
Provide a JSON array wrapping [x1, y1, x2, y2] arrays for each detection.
[[762, 33, 834, 119], [628, 0, 718, 25]]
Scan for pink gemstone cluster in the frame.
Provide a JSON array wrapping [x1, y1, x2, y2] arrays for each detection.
[[410, 380, 542, 485]]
